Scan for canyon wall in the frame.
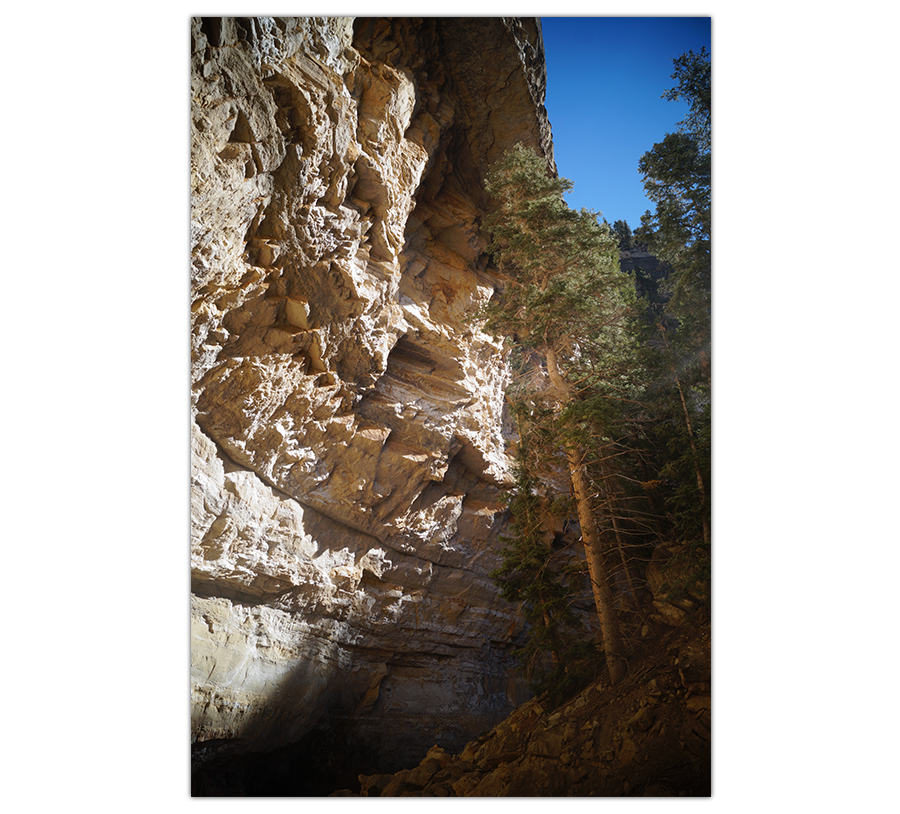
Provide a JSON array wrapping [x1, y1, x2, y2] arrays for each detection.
[[190, 16, 555, 768]]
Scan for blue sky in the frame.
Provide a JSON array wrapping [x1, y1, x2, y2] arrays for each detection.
[[541, 17, 711, 230]]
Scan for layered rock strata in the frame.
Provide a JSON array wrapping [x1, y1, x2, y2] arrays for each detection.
[[190, 16, 554, 768]]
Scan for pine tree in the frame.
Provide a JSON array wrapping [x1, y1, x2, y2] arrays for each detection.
[[632, 48, 712, 587], [663, 47, 711, 152], [482, 143, 640, 685], [489, 427, 587, 688], [636, 47, 710, 313], [612, 219, 634, 251]]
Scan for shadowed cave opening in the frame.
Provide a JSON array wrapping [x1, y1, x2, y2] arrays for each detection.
[[191, 725, 386, 797]]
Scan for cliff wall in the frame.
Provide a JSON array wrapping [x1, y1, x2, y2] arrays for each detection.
[[190, 16, 554, 768]]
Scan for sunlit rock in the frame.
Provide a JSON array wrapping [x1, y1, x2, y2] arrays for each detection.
[[191, 16, 552, 767]]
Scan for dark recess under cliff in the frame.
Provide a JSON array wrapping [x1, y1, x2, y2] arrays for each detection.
[[191, 725, 383, 797]]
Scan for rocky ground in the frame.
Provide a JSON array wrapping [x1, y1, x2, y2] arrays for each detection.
[[337, 617, 711, 797]]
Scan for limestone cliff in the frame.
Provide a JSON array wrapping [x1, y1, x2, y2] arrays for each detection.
[[190, 16, 554, 769]]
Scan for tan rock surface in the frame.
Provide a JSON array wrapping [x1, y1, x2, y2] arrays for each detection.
[[190, 16, 553, 766]]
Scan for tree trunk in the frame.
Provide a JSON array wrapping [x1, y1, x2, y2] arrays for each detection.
[[545, 348, 628, 685]]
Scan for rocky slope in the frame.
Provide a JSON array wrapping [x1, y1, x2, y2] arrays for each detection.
[[190, 16, 556, 770], [350, 620, 711, 797]]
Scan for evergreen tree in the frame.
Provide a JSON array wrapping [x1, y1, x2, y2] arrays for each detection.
[[483, 54, 714, 676], [612, 219, 634, 251], [482, 143, 641, 685], [489, 426, 589, 690], [663, 47, 711, 152], [636, 47, 711, 310], [632, 48, 712, 577]]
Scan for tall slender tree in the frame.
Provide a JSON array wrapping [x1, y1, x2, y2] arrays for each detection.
[[633, 48, 712, 577], [482, 143, 640, 685]]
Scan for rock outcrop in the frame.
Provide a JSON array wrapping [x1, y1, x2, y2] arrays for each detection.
[[190, 16, 554, 769]]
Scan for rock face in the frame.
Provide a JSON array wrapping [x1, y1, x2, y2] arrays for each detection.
[[190, 16, 554, 769]]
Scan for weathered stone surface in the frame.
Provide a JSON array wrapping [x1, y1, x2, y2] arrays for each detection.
[[686, 695, 711, 712], [627, 705, 656, 732], [405, 757, 441, 788], [191, 16, 552, 767], [359, 773, 394, 797]]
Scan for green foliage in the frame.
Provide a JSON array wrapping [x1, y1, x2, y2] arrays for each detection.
[[490, 448, 589, 691], [663, 47, 711, 152], [481, 143, 633, 364], [483, 145, 654, 680], [636, 48, 711, 311], [630, 48, 712, 569], [655, 396, 710, 544], [611, 219, 634, 251], [482, 122, 714, 690], [481, 142, 646, 476], [639, 133, 709, 247]]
